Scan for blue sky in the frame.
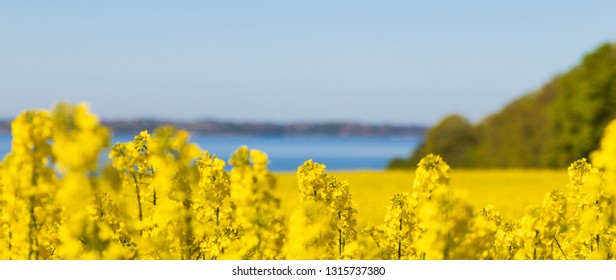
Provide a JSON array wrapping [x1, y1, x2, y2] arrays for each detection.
[[1, 1, 616, 125]]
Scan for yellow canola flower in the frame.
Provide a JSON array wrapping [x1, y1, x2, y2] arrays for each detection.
[[413, 154, 450, 199], [296, 159, 358, 259], [51, 103, 110, 171]]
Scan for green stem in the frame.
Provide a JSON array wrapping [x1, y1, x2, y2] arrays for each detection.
[[398, 218, 402, 260], [132, 174, 143, 222], [553, 236, 567, 260], [28, 196, 36, 260], [338, 211, 343, 256], [216, 207, 220, 227]]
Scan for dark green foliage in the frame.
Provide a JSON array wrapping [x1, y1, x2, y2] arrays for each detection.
[[390, 43, 616, 169], [408, 115, 476, 167], [473, 82, 557, 168], [386, 156, 415, 170], [546, 43, 616, 167]]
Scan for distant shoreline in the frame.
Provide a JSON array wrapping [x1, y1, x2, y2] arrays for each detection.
[[0, 119, 426, 137]]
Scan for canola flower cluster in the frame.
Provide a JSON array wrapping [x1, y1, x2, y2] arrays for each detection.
[[1, 103, 616, 260]]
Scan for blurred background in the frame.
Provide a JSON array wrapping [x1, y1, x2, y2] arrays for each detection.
[[2, 1, 616, 170]]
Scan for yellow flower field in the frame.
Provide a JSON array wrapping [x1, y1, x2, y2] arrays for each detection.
[[274, 169, 571, 225], [2, 103, 616, 260]]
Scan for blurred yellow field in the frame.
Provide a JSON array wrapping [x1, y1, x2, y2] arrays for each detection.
[[274, 169, 569, 226]]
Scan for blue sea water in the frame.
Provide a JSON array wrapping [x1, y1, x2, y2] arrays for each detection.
[[0, 133, 421, 171]]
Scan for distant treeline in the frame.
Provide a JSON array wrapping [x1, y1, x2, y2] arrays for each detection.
[[390, 42, 616, 169], [0, 119, 426, 137]]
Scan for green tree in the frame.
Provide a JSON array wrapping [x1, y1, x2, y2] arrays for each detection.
[[474, 81, 556, 168], [546, 43, 616, 167], [408, 114, 475, 167]]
